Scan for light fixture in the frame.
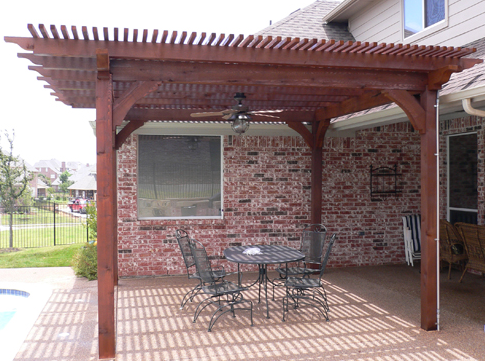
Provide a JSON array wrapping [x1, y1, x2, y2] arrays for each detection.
[[230, 113, 251, 134]]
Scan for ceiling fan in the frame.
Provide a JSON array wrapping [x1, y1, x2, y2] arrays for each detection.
[[190, 92, 282, 134]]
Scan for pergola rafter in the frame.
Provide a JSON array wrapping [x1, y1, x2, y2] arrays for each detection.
[[5, 24, 482, 359]]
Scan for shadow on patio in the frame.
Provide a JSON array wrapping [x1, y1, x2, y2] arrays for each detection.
[[12, 265, 485, 360]]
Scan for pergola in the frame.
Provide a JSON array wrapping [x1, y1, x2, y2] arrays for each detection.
[[5, 24, 482, 359]]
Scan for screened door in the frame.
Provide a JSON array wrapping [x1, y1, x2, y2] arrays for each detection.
[[447, 133, 478, 224]]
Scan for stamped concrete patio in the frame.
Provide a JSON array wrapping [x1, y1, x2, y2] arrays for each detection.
[[5, 264, 485, 360]]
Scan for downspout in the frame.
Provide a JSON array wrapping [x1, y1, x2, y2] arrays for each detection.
[[462, 98, 485, 117], [436, 95, 440, 331]]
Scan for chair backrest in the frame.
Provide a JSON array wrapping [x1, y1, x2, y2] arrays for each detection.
[[455, 223, 485, 271], [402, 215, 421, 253], [439, 219, 464, 254], [189, 239, 216, 284], [301, 224, 327, 264], [319, 233, 336, 278], [176, 229, 195, 270]]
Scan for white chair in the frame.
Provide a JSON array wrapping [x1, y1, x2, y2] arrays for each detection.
[[402, 215, 421, 266]]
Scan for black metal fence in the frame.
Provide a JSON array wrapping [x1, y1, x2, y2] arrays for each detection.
[[0, 202, 89, 248]]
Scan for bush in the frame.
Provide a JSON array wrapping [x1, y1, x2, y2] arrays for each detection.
[[84, 203, 97, 241], [72, 243, 97, 280]]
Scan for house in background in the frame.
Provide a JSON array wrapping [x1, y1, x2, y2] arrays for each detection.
[[33, 159, 63, 189], [33, 159, 96, 197], [68, 164, 97, 200]]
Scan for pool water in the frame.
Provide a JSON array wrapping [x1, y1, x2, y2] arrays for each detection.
[[0, 311, 16, 330], [0, 292, 29, 331]]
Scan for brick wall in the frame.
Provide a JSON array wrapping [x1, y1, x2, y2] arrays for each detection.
[[116, 122, 425, 277]]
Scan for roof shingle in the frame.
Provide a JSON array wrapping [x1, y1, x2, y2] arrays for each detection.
[[255, 0, 354, 41]]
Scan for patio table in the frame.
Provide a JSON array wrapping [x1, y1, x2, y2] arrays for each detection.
[[223, 244, 304, 318]]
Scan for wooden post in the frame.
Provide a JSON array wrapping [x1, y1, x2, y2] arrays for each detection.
[[96, 49, 116, 359], [420, 88, 438, 331], [311, 123, 323, 225]]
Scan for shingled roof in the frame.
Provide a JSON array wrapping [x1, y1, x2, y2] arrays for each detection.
[[256, 0, 354, 41], [441, 37, 485, 96]]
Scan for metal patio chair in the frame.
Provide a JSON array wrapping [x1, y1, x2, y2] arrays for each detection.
[[273, 224, 327, 298], [282, 233, 336, 322], [189, 239, 253, 332], [175, 229, 225, 310]]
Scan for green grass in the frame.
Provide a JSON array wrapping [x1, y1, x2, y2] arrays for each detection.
[[0, 209, 79, 226], [0, 244, 85, 268], [0, 225, 87, 248]]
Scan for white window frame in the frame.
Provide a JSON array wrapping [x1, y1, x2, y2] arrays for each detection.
[[402, 0, 448, 44], [137, 134, 224, 220], [446, 132, 478, 222]]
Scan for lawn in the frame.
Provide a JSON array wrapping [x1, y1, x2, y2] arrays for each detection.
[[0, 244, 85, 268], [0, 225, 87, 248]]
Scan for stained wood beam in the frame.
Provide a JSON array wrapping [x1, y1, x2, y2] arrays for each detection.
[[428, 65, 460, 90], [115, 120, 146, 149], [309, 119, 331, 225], [419, 88, 438, 331], [113, 81, 161, 127], [7, 36, 480, 72], [383, 90, 425, 133], [320, 91, 393, 120], [287, 122, 313, 148], [109, 60, 428, 91], [96, 65, 116, 358]]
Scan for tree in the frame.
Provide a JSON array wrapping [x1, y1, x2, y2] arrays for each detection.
[[59, 170, 74, 197], [0, 130, 33, 248]]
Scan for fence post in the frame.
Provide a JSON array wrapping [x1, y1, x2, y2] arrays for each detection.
[[53, 202, 56, 246]]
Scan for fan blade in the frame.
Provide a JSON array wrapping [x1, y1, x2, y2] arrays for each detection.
[[248, 109, 284, 114], [190, 111, 226, 118], [252, 114, 280, 119]]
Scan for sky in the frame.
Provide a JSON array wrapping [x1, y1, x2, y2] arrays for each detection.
[[0, 0, 317, 166]]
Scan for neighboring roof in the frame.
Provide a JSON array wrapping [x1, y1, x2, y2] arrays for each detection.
[[69, 164, 97, 183], [256, 0, 354, 41], [68, 172, 97, 191], [34, 159, 62, 172]]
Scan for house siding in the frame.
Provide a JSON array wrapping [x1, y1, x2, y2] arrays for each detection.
[[117, 123, 423, 277], [346, 0, 485, 46]]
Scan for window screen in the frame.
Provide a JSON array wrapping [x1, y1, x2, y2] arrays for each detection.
[[138, 135, 222, 219]]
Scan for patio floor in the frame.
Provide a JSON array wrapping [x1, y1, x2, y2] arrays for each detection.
[[5, 264, 485, 360]]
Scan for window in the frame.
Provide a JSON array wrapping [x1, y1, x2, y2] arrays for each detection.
[[404, 0, 445, 38], [137, 135, 222, 219]]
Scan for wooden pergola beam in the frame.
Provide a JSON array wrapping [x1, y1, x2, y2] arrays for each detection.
[[108, 60, 429, 91], [419, 88, 439, 331], [8, 36, 479, 72], [95, 49, 116, 359]]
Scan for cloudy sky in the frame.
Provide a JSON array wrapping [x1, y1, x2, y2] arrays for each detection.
[[1, 0, 317, 166]]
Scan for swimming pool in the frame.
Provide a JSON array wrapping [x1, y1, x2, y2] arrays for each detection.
[[0, 290, 30, 330], [0, 284, 51, 361]]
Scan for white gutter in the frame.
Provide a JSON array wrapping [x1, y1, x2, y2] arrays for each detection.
[[322, 0, 359, 23], [462, 98, 485, 117]]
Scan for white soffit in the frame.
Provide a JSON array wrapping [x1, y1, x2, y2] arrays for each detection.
[[322, 0, 376, 23]]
